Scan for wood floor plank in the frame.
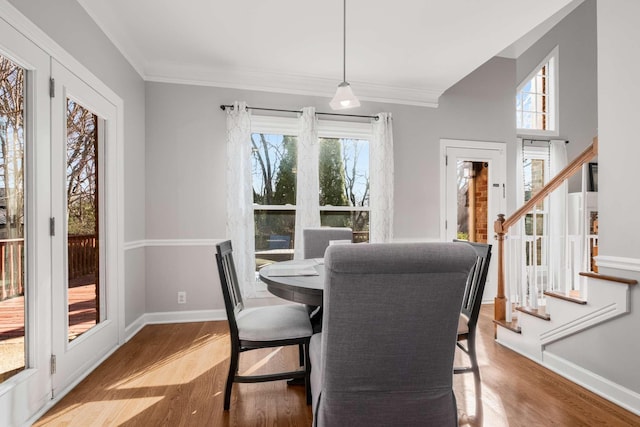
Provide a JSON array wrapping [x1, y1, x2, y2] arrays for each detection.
[[34, 305, 640, 426]]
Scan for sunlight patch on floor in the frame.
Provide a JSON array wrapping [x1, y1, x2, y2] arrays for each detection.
[[240, 347, 284, 376], [107, 335, 228, 389]]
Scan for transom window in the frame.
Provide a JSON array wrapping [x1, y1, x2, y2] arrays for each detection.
[[516, 47, 558, 134]]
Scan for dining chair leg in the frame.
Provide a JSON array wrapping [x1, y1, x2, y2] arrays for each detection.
[[299, 343, 304, 367], [224, 346, 239, 410], [468, 333, 481, 384], [304, 342, 311, 405]]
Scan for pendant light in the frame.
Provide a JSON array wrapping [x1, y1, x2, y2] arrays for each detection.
[[330, 0, 360, 110]]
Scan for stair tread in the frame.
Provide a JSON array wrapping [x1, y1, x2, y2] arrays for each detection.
[[544, 290, 587, 305], [493, 318, 521, 334], [579, 271, 638, 285], [516, 305, 551, 320]]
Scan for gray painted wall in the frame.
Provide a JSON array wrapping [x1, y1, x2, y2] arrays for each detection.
[[10, 0, 148, 325], [144, 54, 515, 313], [546, 0, 640, 395], [516, 0, 598, 191]]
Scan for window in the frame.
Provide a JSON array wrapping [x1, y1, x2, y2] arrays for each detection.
[[521, 143, 550, 269], [318, 133, 370, 244], [251, 116, 371, 267], [516, 47, 558, 134], [251, 131, 298, 266]]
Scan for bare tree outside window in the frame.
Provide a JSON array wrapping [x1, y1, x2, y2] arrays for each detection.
[[0, 55, 26, 382], [251, 131, 371, 266]]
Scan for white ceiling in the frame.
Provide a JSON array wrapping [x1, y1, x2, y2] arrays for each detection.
[[77, 0, 583, 107]]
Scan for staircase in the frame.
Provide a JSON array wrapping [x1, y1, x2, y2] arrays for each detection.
[[492, 136, 637, 371], [495, 272, 636, 363]]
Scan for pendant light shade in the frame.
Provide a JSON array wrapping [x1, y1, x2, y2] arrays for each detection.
[[330, 0, 359, 110], [330, 81, 360, 110]]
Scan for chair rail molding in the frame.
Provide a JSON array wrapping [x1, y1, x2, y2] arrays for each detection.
[[595, 255, 640, 273], [124, 238, 223, 251]]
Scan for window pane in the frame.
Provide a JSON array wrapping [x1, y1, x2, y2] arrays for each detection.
[[254, 209, 295, 268], [0, 55, 26, 382], [66, 99, 100, 342], [319, 137, 369, 208], [522, 92, 533, 112], [251, 133, 297, 205], [523, 158, 546, 209], [516, 57, 554, 131], [321, 211, 369, 243]]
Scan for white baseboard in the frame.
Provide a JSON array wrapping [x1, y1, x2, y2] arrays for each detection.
[[124, 314, 147, 342], [125, 309, 226, 341], [543, 352, 640, 416], [144, 309, 227, 325]]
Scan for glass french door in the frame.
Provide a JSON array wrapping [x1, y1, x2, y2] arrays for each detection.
[[51, 59, 118, 396], [0, 15, 52, 425]]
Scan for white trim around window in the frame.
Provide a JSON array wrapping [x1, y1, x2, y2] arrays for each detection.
[[516, 45, 559, 137]]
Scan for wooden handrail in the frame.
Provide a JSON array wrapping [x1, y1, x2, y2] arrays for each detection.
[[494, 137, 598, 325]]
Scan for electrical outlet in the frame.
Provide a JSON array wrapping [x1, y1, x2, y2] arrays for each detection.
[[177, 291, 186, 304]]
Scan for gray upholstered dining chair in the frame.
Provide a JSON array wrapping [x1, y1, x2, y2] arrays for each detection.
[[215, 240, 313, 410], [302, 227, 353, 259], [309, 242, 477, 427], [302, 227, 353, 331]]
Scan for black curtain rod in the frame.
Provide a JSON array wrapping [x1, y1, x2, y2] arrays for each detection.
[[219, 104, 378, 120], [522, 138, 570, 144]]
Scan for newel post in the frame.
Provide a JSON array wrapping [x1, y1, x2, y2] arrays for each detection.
[[494, 214, 507, 324]]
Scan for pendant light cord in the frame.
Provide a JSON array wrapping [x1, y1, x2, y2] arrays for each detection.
[[342, 0, 347, 83]]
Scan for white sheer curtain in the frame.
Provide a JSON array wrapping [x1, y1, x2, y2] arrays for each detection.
[[225, 101, 256, 297], [549, 139, 568, 291], [370, 113, 394, 243], [293, 107, 320, 259]]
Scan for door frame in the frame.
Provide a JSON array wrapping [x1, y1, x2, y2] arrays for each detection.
[[0, 2, 125, 424], [439, 138, 506, 302]]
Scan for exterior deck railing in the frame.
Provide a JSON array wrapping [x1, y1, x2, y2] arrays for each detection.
[[0, 234, 97, 302]]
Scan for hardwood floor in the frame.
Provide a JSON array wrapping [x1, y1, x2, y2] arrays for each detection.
[[34, 304, 640, 426]]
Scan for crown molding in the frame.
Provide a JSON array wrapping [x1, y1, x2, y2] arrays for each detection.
[[145, 63, 441, 108]]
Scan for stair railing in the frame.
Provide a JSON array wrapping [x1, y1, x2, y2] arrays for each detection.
[[494, 137, 598, 324]]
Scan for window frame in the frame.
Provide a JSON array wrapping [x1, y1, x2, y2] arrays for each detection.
[[250, 114, 373, 251], [520, 143, 550, 269], [516, 46, 559, 137]]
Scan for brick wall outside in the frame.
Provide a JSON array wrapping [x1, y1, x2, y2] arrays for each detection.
[[473, 162, 488, 243]]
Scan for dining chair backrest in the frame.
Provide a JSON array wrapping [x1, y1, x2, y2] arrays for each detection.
[[216, 240, 244, 334], [456, 240, 492, 331], [303, 227, 353, 259], [312, 242, 477, 426]]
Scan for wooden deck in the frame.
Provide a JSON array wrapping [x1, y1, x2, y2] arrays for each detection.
[[0, 283, 97, 380]]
